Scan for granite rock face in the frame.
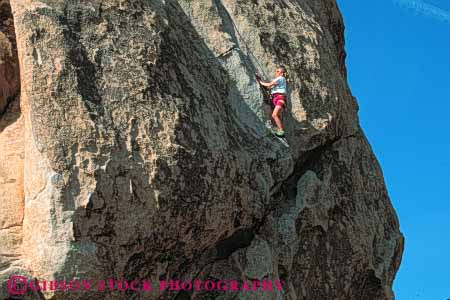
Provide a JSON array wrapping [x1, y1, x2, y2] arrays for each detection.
[[0, 0, 404, 299], [0, 0, 19, 115], [0, 0, 25, 287]]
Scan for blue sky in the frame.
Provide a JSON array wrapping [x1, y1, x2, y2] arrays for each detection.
[[336, 1, 450, 300]]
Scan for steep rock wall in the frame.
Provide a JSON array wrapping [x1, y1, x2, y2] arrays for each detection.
[[0, 0, 25, 287], [0, 0, 404, 300]]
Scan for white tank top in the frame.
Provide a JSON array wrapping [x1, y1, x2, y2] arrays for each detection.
[[271, 76, 287, 94]]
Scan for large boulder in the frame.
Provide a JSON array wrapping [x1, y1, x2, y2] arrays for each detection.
[[0, 0, 403, 299]]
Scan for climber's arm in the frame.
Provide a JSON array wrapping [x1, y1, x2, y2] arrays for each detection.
[[257, 79, 276, 88]]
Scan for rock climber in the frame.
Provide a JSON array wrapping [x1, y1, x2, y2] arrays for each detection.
[[256, 65, 288, 138]]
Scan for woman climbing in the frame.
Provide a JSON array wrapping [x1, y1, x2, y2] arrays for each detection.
[[256, 66, 288, 138]]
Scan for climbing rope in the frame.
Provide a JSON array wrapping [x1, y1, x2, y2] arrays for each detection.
[[231, 21, 268, 78], [217, 1, 269, 79], [184, 0, 268, 80]]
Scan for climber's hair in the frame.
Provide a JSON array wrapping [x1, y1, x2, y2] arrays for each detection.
[[278, 65, 289, 83]]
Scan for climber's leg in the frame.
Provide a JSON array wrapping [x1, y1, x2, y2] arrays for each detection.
[[272, 105, 284, 131]]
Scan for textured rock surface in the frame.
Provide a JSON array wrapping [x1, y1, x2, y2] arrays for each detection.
[[0, 0, 404, 300], [0, 0, 26, 285], [0, 0, 19, 114]]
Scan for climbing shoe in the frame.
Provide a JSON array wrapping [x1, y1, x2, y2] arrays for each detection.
[[275, 129, 285, 138], [271, 127, 285, 138]]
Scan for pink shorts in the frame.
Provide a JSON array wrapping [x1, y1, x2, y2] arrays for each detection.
[[272, 93, 286, 107]]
